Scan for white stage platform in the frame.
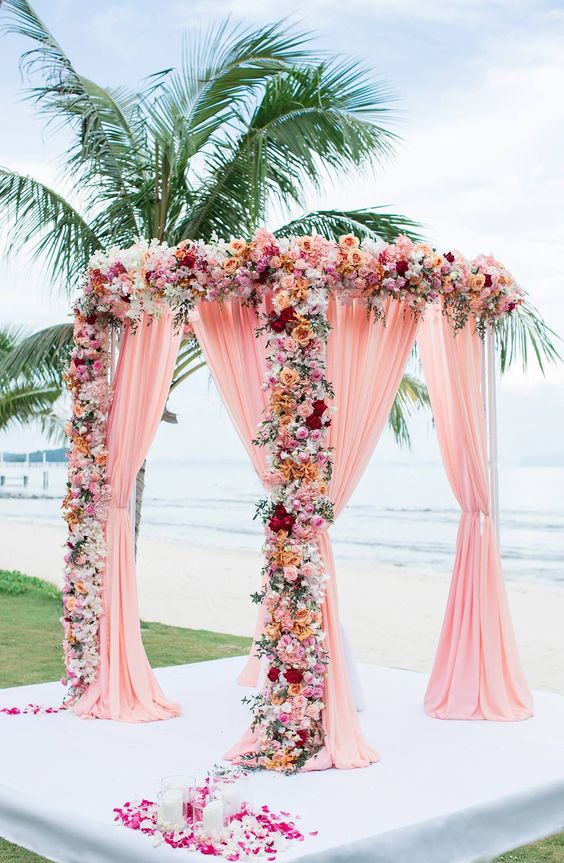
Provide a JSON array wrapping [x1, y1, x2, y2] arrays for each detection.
[[1, 658, 564, 863]]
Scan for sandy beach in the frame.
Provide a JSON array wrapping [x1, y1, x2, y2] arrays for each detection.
[[1, 517, 563, 695]]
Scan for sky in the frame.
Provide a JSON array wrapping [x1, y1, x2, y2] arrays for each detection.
[[0, 0, 563, 467]]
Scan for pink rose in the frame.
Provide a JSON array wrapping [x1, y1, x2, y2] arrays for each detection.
[[297, 402, 314, 418]]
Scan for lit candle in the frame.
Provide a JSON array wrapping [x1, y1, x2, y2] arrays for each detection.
[[221, 783, 242, 816], [202, 798, 225, 836], [158, 789, 184, 829]]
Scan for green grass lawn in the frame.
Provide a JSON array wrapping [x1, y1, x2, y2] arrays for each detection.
[[0, 568, 562, 863]]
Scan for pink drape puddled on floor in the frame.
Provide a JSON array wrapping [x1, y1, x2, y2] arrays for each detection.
[[418, 307, 533, 721], [190, 300, 269, 686], [75, 313, 182, 721], [225, 298, 419, 770]]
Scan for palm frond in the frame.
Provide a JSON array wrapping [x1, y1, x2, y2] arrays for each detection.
[[387, 373, 431, 449], [1, 0, 144, 235], [150, 18, 313, 150], [0, 169, 100, 291], [0, 380, 60, 431], [0, 323, 73, 384], [182, 59, 396, 240], [170, 338, 206, 392], [275, 207, 422, 243], [494, 301, 561, 374]]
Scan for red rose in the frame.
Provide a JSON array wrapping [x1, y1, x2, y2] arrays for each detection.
[[395, 259, 409, 277], [269, 516, 282, 532], [444, 251, 455, 263], [178, 252, 196, 269], [280, 307, 296, 324], [267, 667, 280, 682], [274, 504, 287, 517], [284, 669, 303, 684], [269, 313, 285, 333], [312, 399, 326, 416], [281, 515, 295, 532], [296, 729, 308, 745], [484, 274, 493, 288], [85, 315, 97, 325], [305, 414, 322, 430]]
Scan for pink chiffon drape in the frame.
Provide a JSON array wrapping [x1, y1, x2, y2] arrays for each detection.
[[190, 300, 270, 686], [74, 313, 182, 721], [225, 297, 419, 769], [418, 307, 533, 720]]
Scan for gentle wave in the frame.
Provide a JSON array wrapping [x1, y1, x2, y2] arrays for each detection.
[[1, 460, 563, 586]]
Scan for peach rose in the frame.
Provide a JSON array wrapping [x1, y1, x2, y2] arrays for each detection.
[[294, 608, 312, 625], [291, 322, 313, 346], [339, 233, 359, 249], [223, 257, 240, 273], [279, 367, 300, 387], [265, 623, 281, 641], [275, 290, 292, 310], [229, 239, 247, 254], [469, 273, 486, 291], [346, 249, 363, 267], [281, 550, 302, 567]]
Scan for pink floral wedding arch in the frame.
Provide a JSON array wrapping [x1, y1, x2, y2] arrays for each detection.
[[62, 230, 533, 774]]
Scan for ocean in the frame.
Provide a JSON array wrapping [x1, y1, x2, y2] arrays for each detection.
[[0, 458, 562, 585]]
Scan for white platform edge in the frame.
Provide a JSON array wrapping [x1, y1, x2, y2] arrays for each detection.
[[2, 777, 564, 863]]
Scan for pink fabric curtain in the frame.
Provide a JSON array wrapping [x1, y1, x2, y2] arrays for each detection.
[[224, 297, 419, 769], [418, 307, 533, 720], [75, 312, 182, 721], [190, 300, 270, 686]]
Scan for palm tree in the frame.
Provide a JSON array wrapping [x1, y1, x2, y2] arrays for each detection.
[[0, 2, 558, 539]]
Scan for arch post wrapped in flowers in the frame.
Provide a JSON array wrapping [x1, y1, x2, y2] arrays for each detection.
[[61, 229, 533, 772]]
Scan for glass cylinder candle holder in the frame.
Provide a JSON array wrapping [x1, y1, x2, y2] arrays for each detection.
[[156, 789, 184, 832], [161, 775, 196, 824], [237, 775, 254, 815], [193, 793, 229, 841]]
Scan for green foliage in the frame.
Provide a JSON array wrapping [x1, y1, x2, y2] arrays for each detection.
[[0, 569, 60, 599], [387, 371, 431, 449], [0, 569, 251, 688], [0, 324, 66, 438], [492, 833, 564, 862], [0, 840, 52, 863], [276, 207, 422, 243], [494, 303, 561, 375]]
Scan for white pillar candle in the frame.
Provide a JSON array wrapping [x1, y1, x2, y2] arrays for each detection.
[[158, 789, 184, 828], [221, 783, 242, 816], [202, 798, 225, 835]]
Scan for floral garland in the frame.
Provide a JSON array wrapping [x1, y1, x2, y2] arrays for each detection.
[[245, 241, 335, 772], [60, 230, 525, 718], [61, 312, 112, 700]]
